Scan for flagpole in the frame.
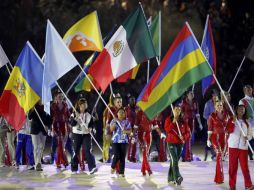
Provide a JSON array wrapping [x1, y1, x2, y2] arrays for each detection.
[[65, 58, 94, 95], [187, 22, 253, 153], [109, 83, 114, 94], [76, 64, 125, 131], [91, 92, 102, 115], [170, 104, 183, 139], [147, 60, 150, 83], [5, 63, 11, 74], [34, 108, 49, 133], [54, 80, 103, 152], [228, 56, 246, 92], [65, 70, 83, 95], [158, 10, 161, 63]]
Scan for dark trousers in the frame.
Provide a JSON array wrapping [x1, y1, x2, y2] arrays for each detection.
[[111, 143, 128, 174], [51, 136, 73, 162], [167, 143, 183, 182], [71, 133, 96, 172]]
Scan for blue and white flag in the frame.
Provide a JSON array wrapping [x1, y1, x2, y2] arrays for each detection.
[[42, 20, 79, 114]]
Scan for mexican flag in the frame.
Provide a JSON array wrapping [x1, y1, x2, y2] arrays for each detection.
[[88, 6, 156, 92]]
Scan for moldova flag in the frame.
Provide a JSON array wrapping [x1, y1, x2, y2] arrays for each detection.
[[201, 15, 216, 96], [137, 23, 213, 120], [0, 42, 43, 131]]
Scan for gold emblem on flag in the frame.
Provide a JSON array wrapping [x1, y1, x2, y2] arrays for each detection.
[[112, 40, 124, 57], [13, 78, 26, 98]]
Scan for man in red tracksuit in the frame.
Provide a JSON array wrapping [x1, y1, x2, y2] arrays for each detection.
[[125, 94, 138, 162], [207, 100, 229, 184], [134, 109, 165, 176]]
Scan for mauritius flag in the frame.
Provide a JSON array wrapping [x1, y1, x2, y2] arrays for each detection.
[[88, 6, 156, 92], [137, 23, 212, 120], [0, 42, 43, 130], [201, 15, 216, 96]]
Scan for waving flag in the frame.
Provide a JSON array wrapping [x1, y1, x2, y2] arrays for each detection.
[[137, 23, 212, 120], [88, 6, 156, 92], [63, 11, 103, 52], [201, 15, 216, 96], [0, 42, 43, 130], [74, 26, 117, 92], [117, 12, 161, 83], [42, 20, 79, 114], [150, 11, 161, 57], [0, 44, 9, 68]]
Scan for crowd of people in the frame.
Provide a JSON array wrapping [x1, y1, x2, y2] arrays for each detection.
[[0, 83, 254, 190]]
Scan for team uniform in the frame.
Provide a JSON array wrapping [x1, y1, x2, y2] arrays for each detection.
[[181, 98, 199, 161], [134, 109, 158, 176], [51, 101, 70, 168], [110, 118, 131, 176], [239, 96, 254, 160], [70, 111, 97, 173], [164, 117, 190, 184], [227, 118, 253, 190], [208, 112, 229, 183], [125, 104, 139, 162]]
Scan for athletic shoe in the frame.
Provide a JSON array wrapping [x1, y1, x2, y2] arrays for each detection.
[[27, 165, 35, 170], [176, 176, 183, 186], [90, 167, 98, 174], [36, 163, 43, 171]]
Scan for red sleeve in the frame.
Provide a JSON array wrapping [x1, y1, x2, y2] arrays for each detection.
[[164, 117, 173, 134], [226, 118, 235, 134], [134, 110, 141, 127]]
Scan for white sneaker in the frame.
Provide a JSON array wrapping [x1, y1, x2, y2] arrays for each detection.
[[27, 165, 35, 170], [0, 164, 5, 167], [111, 173, 118, 178], [71, 171, 77, 175]]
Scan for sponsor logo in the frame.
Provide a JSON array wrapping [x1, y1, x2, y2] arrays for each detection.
[[13, 78, 26, 98], [112, 40, 124, 57]]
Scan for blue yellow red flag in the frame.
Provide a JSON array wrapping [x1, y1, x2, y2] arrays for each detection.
[[0, 42, 43, 130]]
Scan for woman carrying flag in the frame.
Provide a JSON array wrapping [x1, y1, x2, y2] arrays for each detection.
[[164, 104, 190, 186]]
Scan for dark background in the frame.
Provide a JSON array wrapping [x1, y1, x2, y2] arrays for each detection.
[[1, 0, 254, 143]]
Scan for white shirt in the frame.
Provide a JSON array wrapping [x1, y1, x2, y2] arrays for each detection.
[[228, 119, 253, 150], [18, 118, 31, 135], [72, 112, 91, 135]]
